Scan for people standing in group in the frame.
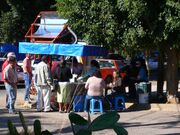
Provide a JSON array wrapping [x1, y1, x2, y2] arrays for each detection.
[[54, 60, 72, 113], [2, 52, 16, 109], [84, 70, 106, 112], [22, 54, 33, 103], [35, 55, 53, 112], [4, 56, 18, 114]]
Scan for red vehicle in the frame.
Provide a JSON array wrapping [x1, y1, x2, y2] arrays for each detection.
[[96, 59, 127, 84]]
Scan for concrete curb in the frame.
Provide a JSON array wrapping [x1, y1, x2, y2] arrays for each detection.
[[125, 103, 180, 112]]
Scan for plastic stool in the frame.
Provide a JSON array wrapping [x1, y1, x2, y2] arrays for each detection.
[[114, 96, 125, 111], [73, 96, 86, 112], [89, 98, 103, 113]]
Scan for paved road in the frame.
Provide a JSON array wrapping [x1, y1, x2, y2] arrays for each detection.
[[0, 87, 180, 135]]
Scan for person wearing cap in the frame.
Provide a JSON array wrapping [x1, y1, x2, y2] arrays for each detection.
[[4, 56, 18, 114], [2, 52, 16, 82], [22, 54, 33, 103], [2, 52, 16, 109]]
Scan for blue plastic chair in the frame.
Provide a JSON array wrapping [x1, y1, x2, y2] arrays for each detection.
[[114, 96, 126, 111], [89, 98, 103, 113]]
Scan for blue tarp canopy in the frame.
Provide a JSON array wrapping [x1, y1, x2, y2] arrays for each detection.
[[19, 42, 108, 56]]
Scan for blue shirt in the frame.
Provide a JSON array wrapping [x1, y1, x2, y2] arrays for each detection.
[[138, 67, 148, 82]]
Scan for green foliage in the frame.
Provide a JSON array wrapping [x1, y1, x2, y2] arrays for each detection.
[[7, 120, 19, 135], [56, 0, 124, 50], [75, 129, 92, 135], [56, 0, 180, 52], [41, 130, 52, 135], [68, 111, 128, 135], [0, 12, 15, 43], [19, 111, 28, 135], [113, 123, 128, 135], [69, 112, 88, 125], [34, 120, 41, 135], [0, 0, 56, 43], [7, 111, 52, 135], [90, 111, 120, 131]]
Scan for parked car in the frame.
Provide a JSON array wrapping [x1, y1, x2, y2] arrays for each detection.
[[96, 59, 127, 84]]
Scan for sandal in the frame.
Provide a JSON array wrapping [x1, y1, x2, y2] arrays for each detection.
[[59, 110, 64, 113]]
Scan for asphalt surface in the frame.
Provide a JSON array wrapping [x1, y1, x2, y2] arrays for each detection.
[[0, 84, 180, 135]]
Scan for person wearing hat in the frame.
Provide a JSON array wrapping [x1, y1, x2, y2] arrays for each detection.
[[2, 52, 16, 82], [2, 52, 16, 109], [4, 56, 18, 114]]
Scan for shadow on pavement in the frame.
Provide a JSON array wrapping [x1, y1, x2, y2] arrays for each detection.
[[125, 103, 151, 112]]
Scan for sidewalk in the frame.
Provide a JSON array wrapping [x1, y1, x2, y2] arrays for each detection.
[[1, 86, 180, 135]]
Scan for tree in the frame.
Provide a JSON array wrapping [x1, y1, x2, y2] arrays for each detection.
[[117, 0, 180, 102], [0, 0, 56, 43], [56, 0, 180, 102], [56, 0, 127, 51]]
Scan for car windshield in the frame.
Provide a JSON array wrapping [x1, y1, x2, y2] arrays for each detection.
[[98, 60, 115, 68]]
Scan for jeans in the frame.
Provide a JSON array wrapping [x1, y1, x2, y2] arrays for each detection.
[[23, 73, 31, 101], [84, 95, 102, 112], [4, 82, 9, 108], [4, 83, 17, 113]]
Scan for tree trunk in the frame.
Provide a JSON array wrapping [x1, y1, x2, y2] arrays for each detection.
[[157, 47, 165, 97], [166, 48, 179, 103]]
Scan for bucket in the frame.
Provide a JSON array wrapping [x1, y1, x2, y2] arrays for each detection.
[[136, 82, 148, 93], [138, 93, 149, 104]]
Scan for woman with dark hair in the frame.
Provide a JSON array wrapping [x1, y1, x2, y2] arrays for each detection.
[[54, 59, 73, 113], [84, 70, 105, 112], [54, 60, 72, 82]]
